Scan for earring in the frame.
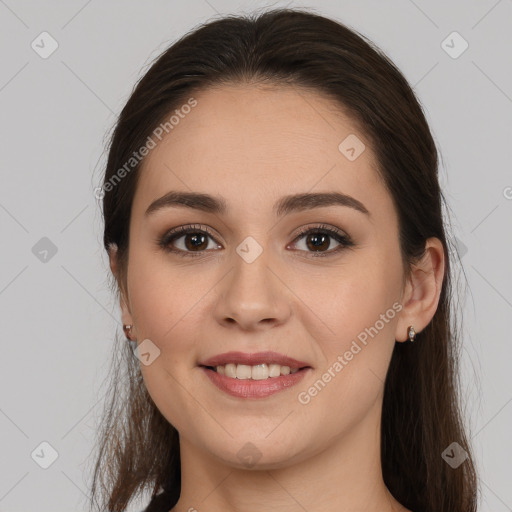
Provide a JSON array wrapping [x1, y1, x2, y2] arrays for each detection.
[[407, 325, 417, 342], [123, 324, 134, 341]]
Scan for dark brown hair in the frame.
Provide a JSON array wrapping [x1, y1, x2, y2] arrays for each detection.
[[90, 7, 479, 512]]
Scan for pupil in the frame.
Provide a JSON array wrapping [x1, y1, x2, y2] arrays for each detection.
[[186, 233, 207, 250], [308, 233, 329, 251]]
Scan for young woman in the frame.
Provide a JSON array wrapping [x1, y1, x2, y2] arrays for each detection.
[[90, 8, 478, 512]]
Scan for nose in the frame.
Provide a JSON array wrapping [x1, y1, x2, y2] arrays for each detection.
[[213, 248, 292, 331]]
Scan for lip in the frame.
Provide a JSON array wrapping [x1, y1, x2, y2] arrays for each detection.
[[198, 351, 312, 399], [199, 351, 311, 368], [200, 366, 311, 398]]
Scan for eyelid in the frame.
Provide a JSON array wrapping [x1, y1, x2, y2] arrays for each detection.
[[291, 223, 349, 243]]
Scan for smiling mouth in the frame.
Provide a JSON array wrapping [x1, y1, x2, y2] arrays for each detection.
[[201, 363, 309, 380]]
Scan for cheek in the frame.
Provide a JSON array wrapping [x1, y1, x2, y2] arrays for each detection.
[[292, 255, 402, 346], [293, 252, 403, 410], [127, 249, 205, 340], [293, 273, 400, 430], [127, 254, 210, 428]]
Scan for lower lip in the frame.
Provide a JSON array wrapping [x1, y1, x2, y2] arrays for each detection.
[[200, 366, 310, 398]]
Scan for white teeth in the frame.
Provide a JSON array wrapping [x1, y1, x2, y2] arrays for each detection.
[[251, 364, 268, 380], [236, 364, 252, 379], [213, 363, 302, 380], [268, 364, 281, 378], [224, 363, 237, 378]]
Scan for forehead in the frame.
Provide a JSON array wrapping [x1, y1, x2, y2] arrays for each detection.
[[133, 84, 389, 219]]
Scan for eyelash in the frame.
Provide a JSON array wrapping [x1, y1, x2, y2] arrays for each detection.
[[157, 223, 354, 258]]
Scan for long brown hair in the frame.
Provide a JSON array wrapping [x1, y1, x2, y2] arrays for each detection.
[[89, 8, 479, 512]]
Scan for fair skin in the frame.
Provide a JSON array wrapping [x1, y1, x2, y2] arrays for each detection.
[[110, 84, 444, 512]]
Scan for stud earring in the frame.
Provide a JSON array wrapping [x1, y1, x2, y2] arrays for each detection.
[[123, 324, 134, 341], [407, 325, 417, 342]]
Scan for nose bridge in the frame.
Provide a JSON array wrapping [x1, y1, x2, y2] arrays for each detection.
[[214, 237, 291, 328]]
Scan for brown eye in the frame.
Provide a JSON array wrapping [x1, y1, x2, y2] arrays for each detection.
[[159, 225, 222, 256], [304, 232, 331, 252], [158, 224, 353, 258], [291, 225, 354, 256], [182, 233, 209, 251]]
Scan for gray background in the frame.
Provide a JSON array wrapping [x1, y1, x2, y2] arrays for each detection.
[[0, 0, 511, 511]]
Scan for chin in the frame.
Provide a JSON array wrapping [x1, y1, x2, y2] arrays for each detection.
[[201, 432, 311, 471]]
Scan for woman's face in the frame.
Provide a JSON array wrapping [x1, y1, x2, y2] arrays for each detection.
[[117, 84, 410, 468]]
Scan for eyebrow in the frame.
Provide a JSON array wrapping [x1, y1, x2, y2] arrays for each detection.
[[145, 190, 370, 218]]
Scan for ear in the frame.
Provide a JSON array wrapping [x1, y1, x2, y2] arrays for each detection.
[[108, 243, 136, 337], [394, 237, 445, 342]]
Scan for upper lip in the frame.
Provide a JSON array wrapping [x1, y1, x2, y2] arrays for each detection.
[[199, 351, 311, 368]]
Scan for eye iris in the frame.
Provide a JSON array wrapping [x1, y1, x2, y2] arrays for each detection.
[[306, 233, 330, 251], [185, 233, 208, 251]]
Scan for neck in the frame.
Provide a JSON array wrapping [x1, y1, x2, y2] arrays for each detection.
[[170, 398, 407, 512]]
